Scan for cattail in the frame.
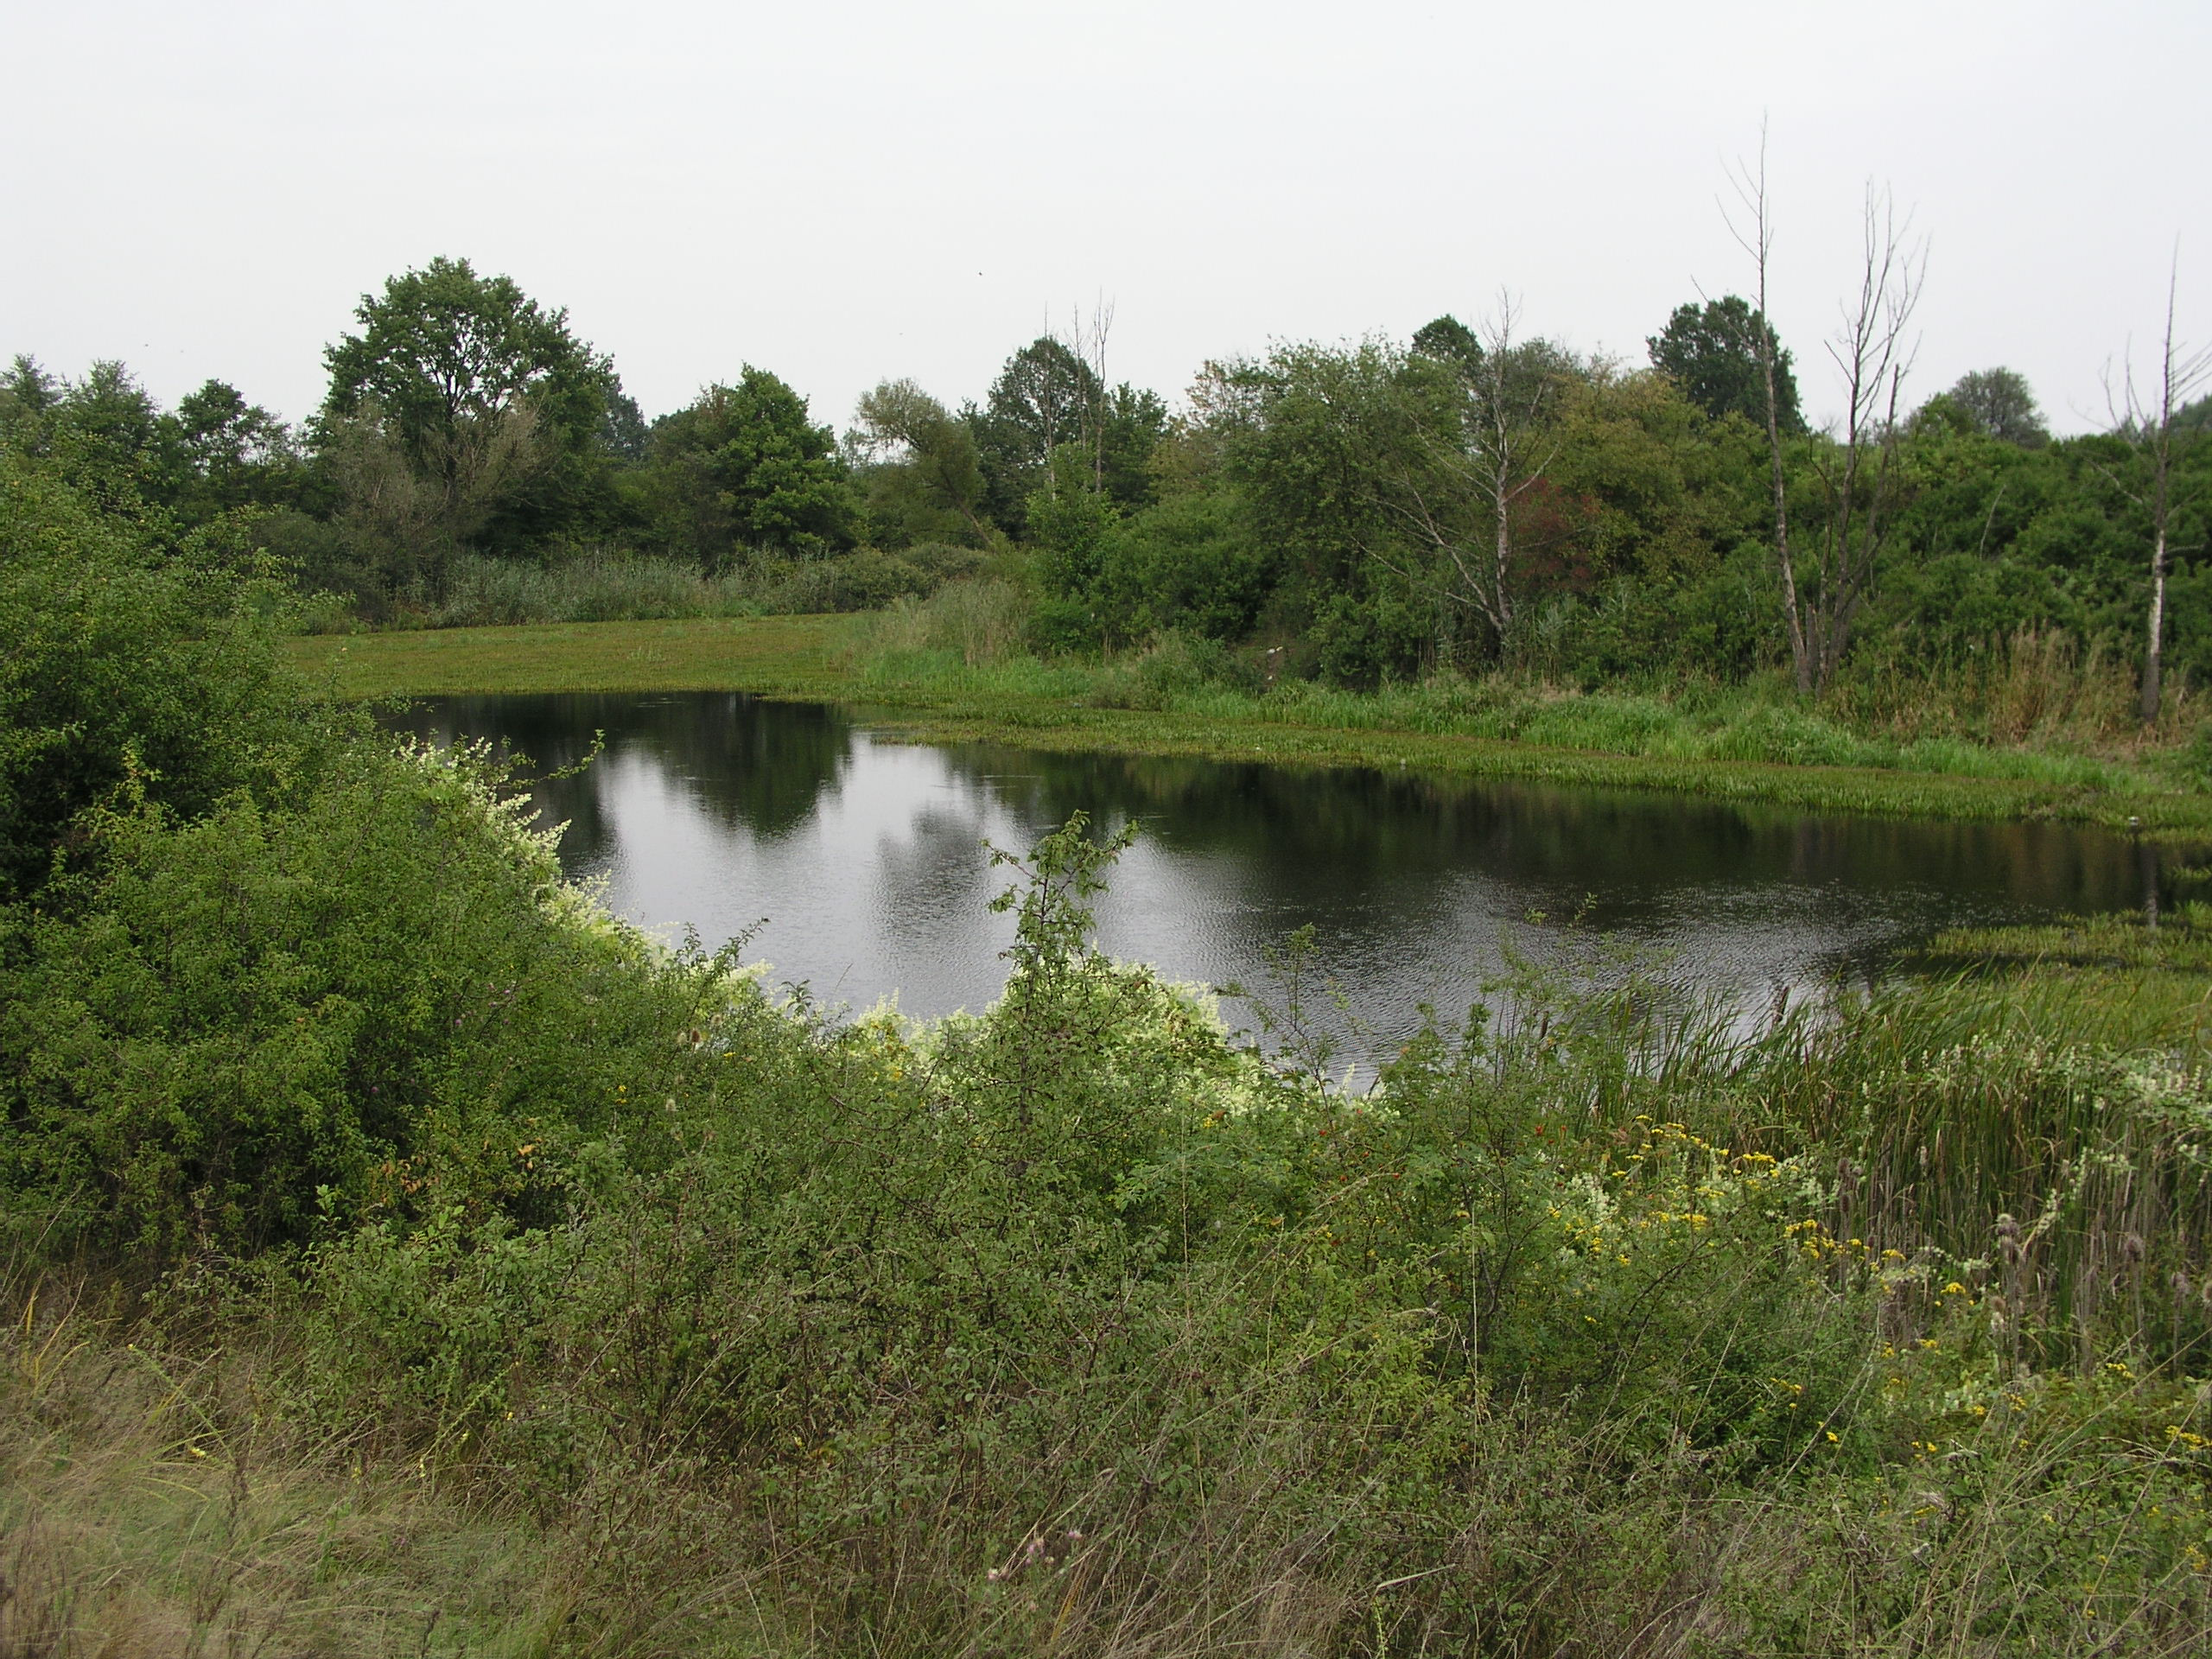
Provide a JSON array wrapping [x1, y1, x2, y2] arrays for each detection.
[[2170, 1271, 2192, 1300], [2125, 1233, 2146, 1266], [1995, 1213, 2024, 1268]]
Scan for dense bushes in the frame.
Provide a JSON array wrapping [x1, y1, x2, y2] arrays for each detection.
[[11, 756, 2212, 1648], [0, 741, 723, 1256], [17, 799, 2212, 1649], [0, 457, 304, 900]]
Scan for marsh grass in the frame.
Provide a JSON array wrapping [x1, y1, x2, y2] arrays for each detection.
[[858, 576, 1034, 669], [20, 828, 2212, 1654], [829, 599, 2203, 803], [284, 597, 2212, 831], [305, 546, 988, 635], [838, 606, 2200, 785], [429, 550, 767, 627]]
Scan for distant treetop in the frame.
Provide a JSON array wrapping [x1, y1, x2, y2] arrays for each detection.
[[1411, 315, 1484, 378], [1946, 367, 2050, 448], [1648, 296, 1804, 435]]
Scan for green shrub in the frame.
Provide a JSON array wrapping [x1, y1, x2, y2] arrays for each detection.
[[0, 456, 303, 900], [0, 741, 725, 1256], [1086, 631, 1262, 710]]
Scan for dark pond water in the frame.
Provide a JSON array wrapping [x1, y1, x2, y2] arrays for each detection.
[[398, 692, 2176, 1063]]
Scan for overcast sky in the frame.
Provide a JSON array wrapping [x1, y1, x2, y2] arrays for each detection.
[[5, 0, 2206, 436]]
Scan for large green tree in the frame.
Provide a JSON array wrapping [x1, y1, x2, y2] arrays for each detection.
[[974, 338, 1170, 525], [0, 359, 165, 515], [976, 337, 1100, 519], [1648, 297, 1805, 435], [0, 361, 305, 530], [850, 378, 989, 543], [321, 257, 616, 558], [643, 368, 849, 563], [161, 380, 304, 524]]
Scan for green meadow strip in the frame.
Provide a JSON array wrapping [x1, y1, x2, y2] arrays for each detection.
[[286, 618, 2212, 836]]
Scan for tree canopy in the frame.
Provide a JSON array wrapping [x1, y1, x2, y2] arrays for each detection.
[[1648, 296, 1805, 435], [1945, 367, 2050, 447], [322, 257, 617, 556], [644, 370, 848, 560]]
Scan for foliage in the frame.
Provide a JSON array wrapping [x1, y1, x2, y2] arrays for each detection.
[[973, 337, 1172, 530], [18, 256, 2202, 737], [0, 454, 302, 901], [1945, 365, 2053, 447], [849, 378, 990, 544], [0, 739, 722, 1255], [14, 454, 2212, 1643], [14, 786, 2212, 1650], [0, 355, 305, 529], [321, 256, 619, 565], [1090, 481, 1275, 643], [1648, 294, 1807, 434], [633, 367, 849, 563], [16, 261, 2212, 1653]]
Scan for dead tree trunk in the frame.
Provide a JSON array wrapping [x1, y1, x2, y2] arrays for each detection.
[[2112, 265, 2208, 726], [1728, 145, 1921, 696], [1731, 140, 1811, 692]]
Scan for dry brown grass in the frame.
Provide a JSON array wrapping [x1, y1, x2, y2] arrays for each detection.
[[1838, 626, 2195, 754], [0, 1284, 561, 1659]]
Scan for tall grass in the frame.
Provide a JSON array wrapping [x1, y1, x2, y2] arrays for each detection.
[[1833, 627, 2174, 751], [0, 1278, 568, 1656], [430, 550, 766, 626], [837, 602, 2196, 793], [304, 545, 988, 634]]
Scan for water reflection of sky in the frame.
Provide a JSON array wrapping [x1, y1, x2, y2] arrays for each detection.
[[399, 693, 2173, 1066]]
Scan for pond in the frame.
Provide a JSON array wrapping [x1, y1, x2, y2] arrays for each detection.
[[398, 691, 2174, 1065]]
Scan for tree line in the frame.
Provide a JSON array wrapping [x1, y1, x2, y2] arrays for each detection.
[[3, 250, 2206, 711]]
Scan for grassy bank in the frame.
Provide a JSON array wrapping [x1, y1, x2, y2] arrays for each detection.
[[285, 613, 2212, 834], [15, 818, 2212, 1653]]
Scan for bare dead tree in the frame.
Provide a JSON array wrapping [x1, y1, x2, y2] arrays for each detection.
[[1039, 298, 1116, 496], [1800, 188, 1924, 691], [2104, 257, 2209, 725], [1072, 297, 1115, 494], [1726, 143, 1924, 694], [1462, 299, 1565, 639], [1369, 296, 1565, 645], [1725, 131, 1806, 690]]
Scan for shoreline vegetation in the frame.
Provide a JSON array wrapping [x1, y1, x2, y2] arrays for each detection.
[[286, 610, 2212, 836], [11, 466, 2212, 1655], [12, 797, 2212, 1651], [12, 246, 2212, 1651]]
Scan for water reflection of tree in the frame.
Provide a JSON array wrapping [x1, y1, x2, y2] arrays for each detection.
[[391, 696, 2166, 934], [944, 742, 2157, 923], [874, 803, 1010, 946], [392, 693, 854, 860]]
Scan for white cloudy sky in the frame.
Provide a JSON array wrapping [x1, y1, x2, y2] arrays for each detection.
[[4, 0, 2205, 435]]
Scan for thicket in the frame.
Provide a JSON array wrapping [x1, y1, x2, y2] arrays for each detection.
[[8, 257, 2207, 760], [9, 442, 2212, 1652]]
